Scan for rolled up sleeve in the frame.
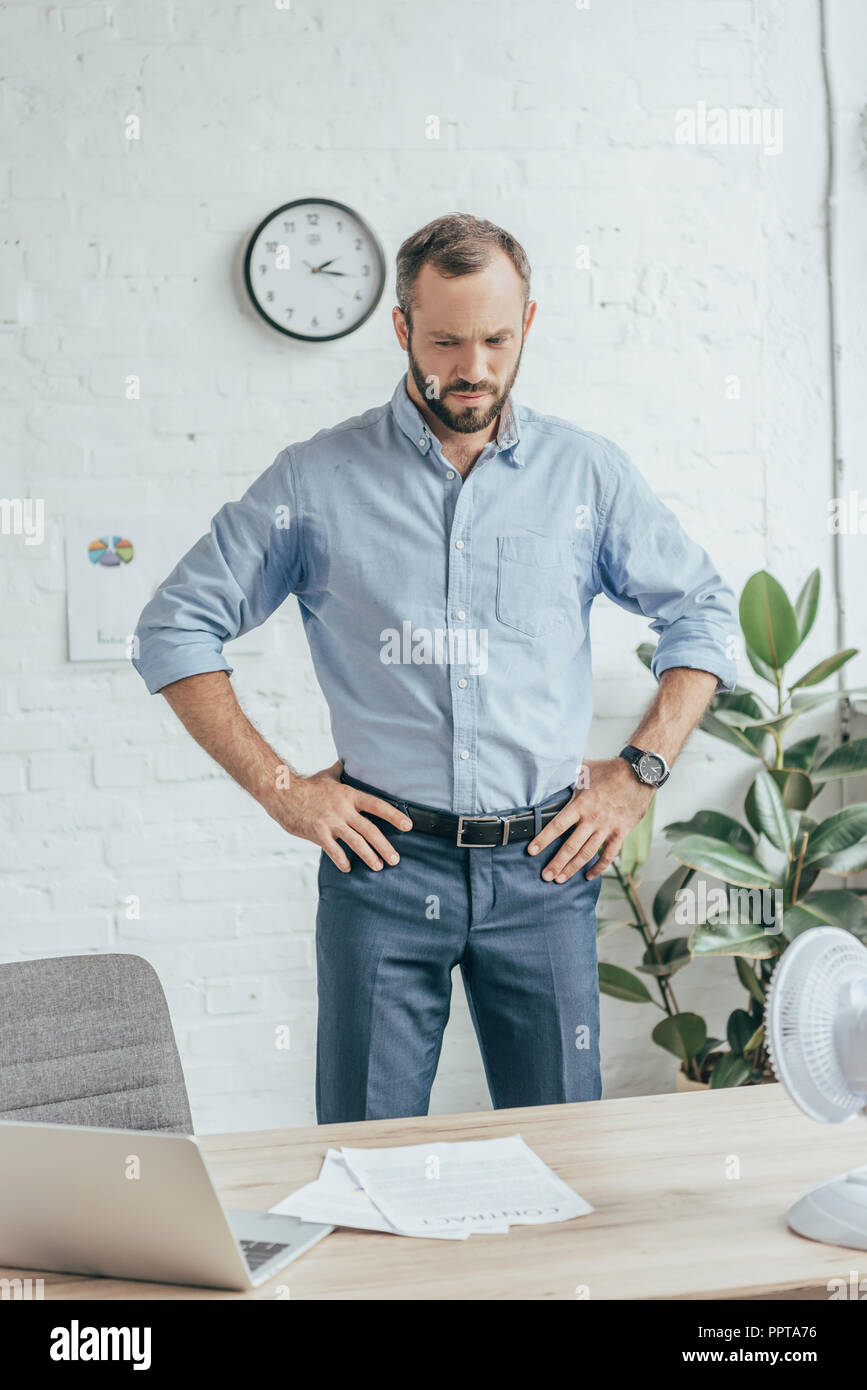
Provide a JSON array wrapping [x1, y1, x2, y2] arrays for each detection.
[[593, 442, 739, 693], [132, 446, 302, 695]]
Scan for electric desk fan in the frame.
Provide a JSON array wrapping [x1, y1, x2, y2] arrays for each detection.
[[765, 925, 867, 1248]]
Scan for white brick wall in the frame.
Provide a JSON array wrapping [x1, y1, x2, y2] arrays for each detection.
[[2, 0, 865, 1132]]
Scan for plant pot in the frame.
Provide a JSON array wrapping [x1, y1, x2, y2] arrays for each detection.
[[675, 1066, 709, 1093]]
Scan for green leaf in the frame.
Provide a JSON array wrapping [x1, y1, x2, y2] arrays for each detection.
[[596, 873, 643, 936], [652, 864, 694, 927], [786, 861, 821, 902], [810, 843, 867, 876], [746, 645, 778, 685], [712, 708, 803, 736], [743, 1022, 765, 1054], [700, 712, 768, 759], [790, 649, 858, 690], [804, 803, 867, 865], [735, 956, 766, 1004], [814, 738, 867, 781], [637, 936, 692, 978], [669, 834, 778, 888], [744, 769, 792, 852], [791, 687, 867, 711], [781, 889, 865, 941], [618, 801, 655, 877], [715, 690, 767, 720], [769, 768, 814, 811], [689, 916, 779, 959], [744, 772, 811, 845], [652, 1012, 706, 1065], [596, 915, 635, 940], [597, 962, 653, 1003], [712, 707, 780, 729], [663, 811, 755, 856], [695, 1037, 723, 1069], [783, 735, 822, 772], [794, 569, 821, 645], [739, 571, 801, 670], [753, 833, 789, 887], [636, 642, 655, 671], [598, 874, 628, 904], [710, 1053, 753, 1088], [727, 1008, 755, 1055]]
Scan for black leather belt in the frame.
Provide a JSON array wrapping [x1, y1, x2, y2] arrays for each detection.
[[341, 772, 573, 848]]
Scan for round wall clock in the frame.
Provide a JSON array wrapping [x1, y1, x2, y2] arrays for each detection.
[[243, 198, 386, 342]]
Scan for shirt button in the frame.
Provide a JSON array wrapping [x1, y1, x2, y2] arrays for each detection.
[[456, 610, 466, 620], [457, 678, 468, 689], [446, 470, 455, 480], [459, 749, 470, 760], [455, 539, 464, 550], [418, 438, 426, 448]]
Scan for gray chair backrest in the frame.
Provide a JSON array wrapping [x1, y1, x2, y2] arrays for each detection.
[[0, 954, 193, 1133]]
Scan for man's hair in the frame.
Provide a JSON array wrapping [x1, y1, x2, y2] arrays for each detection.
[[395, 213, 531, 329]]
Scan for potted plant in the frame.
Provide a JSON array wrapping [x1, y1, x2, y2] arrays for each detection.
[[598, 568, 867, 1089]]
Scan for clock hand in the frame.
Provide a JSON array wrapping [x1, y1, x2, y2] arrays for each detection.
[[318, 270, 349, 277]]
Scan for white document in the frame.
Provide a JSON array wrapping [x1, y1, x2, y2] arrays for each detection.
[[64, 512, 268, 662], [269, 1149, 456, 1237], [269, 1150, 485, 1239], [339, 1134, 593, 1238], [271, 1149, 398, 1232]]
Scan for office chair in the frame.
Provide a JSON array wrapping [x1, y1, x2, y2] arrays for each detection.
[[0, 953, 193, 1133]]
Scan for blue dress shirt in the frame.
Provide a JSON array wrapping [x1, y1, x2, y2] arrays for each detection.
[[132, 371, 739, 813]]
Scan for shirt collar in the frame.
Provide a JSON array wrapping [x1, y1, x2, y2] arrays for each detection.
[[390, 371, 523, 467]]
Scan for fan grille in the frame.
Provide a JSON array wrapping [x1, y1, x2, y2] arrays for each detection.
[[766, 927, 867, 1124]]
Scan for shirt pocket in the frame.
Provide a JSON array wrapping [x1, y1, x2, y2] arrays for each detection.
[[496, 534, 577, 638]]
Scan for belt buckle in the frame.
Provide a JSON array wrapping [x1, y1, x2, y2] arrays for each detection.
[[456, 814, 509, 847]]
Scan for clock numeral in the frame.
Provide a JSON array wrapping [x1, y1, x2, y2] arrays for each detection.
[[285, 308, 294, 319], [306, 212, 319, 225], [306, 233, 321, 244], [353, 290, 363, 301], [354, 237, 362, 250], [282, 220, 295, 232], [266, 290, 275, 302], [362, 264, 370, 276], [265, 240, 278, 252], [336, 307, 344, 319], [311, 315, 319, 328], [259, 263, 267, 275]]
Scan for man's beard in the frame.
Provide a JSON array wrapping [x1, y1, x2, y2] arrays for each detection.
[[407, 336, 523, 436]]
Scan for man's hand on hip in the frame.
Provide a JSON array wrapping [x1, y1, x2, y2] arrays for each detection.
[[275, 760, 412, 873], [527, 757, 654, 883]]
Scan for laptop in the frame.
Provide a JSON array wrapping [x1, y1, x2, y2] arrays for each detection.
[[0, 1119, 333, 1291]]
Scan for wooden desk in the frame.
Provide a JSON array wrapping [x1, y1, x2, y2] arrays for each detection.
[[8, 1084, 867, 1300]]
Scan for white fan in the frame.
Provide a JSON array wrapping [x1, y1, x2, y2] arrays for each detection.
[[765, 925, 867, 1249]]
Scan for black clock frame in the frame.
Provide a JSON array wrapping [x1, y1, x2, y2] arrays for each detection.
[[243, 197, 387, 342]]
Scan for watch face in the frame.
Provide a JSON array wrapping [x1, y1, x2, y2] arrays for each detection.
[[638, 753, 666, 785], [244, 198, 386, 341]]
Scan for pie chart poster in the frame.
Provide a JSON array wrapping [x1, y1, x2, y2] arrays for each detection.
[[64, 513, 266, 663]]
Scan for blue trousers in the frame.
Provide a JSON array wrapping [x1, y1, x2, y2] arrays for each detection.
[[314, 778, 603, 1123]]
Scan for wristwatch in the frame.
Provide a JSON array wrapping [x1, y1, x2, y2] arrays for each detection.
[[619, 744, 671, 787]]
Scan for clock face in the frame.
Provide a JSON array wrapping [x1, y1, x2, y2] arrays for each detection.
[[244, 198, 386, 341], [638, 753, 666, 785]]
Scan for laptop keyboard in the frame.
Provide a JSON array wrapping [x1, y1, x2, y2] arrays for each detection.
[[240, 1239, 290, 1271]]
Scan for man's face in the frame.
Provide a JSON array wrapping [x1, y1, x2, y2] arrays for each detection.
[[397, 250, 535, 436]]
